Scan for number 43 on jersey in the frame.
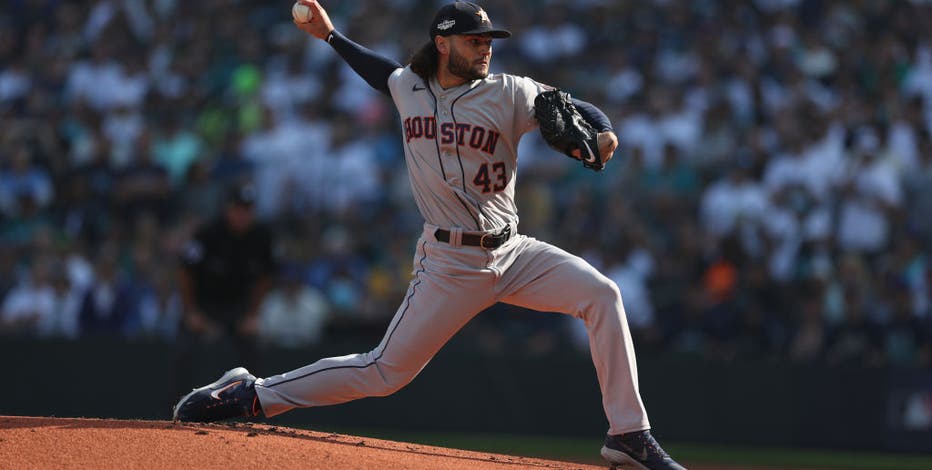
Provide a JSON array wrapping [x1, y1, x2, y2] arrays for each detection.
[[473, 162, 507, 193]]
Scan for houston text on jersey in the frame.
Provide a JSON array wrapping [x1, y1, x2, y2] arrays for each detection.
[[403, 116, 500, 155]]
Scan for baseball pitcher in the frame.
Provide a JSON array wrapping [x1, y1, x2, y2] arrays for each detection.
[[173, 2, 685, 468]]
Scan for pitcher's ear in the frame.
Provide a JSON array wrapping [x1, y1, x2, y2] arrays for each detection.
[[435, 36, 449, 55]]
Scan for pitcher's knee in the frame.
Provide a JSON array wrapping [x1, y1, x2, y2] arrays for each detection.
[[370, 363, 418, 397], [579, 277, 623, 319], [593, 277, 622, 306]]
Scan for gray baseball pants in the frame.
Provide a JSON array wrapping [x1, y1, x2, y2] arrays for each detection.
[[255, 224, 650, 435]]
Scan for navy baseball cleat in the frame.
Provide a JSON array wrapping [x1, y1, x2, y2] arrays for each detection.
[[172, 367, 262, 422], [601, 430, 686, 470]]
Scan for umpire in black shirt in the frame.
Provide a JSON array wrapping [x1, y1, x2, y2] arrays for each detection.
[[178, 183, 275, 366]]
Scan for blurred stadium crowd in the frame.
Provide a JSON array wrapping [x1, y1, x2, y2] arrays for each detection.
[[1, 0, 931, 367]]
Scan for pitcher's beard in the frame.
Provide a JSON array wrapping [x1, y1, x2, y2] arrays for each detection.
[[448, 48, 488, 81]]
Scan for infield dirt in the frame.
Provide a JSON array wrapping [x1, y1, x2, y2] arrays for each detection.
[[0, 416, 604, 469], [1, 416, 837, 469]]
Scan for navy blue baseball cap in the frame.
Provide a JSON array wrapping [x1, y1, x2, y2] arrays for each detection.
[[430, 2, 511, 39]]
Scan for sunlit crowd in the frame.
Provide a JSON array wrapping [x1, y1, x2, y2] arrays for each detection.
[[1, 0, 930, 367]]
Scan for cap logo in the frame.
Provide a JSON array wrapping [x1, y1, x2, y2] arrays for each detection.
[[437, 19, 455, 31], [476, 9, 490, 23]]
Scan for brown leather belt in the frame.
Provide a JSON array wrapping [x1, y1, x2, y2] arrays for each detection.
[[434, 226, 513, 249]]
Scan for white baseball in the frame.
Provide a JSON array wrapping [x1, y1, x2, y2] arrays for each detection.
[[292, 2, 313, 23]]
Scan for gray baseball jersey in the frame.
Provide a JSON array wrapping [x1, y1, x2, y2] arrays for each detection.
[[255, 66, 651, 436], [387, 67, 542, 231]]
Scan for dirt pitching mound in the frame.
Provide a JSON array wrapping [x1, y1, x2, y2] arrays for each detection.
[[0, 416, 604, 469]]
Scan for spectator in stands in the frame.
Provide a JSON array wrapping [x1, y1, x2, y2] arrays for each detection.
[[258, 264, 330, 349], [77, 249, 134, 336], [880, 281, 931, 367], [518, 5, 586, 65], [241, 108, 305, 218], [0, 247, 18, 303], [836, 128, 903, 255], [152, 115, 204, 186], [0, 147, 54, 218], [603, 240, 659, 346], [700, 237, 744, 359], [305, 225, 367, 319], [322, 116, 382, 214], [641, 143, 701, 204], [176, 160, 223, 222], [127, 266, 182, 342], [700, 159, 767, 239], [903, 131, 932, 243], [0, 193, 53, 249], [1, 0, 931, 369], [46, 267, 83, 339], [261, 50, 322, 121], [0, 56, 30, 103], [0, 258, 55, 336], [210, 134, 253, 187], [825, 288, 883, 367], [102, 104, 145, 168], [113, 132, 171, 224], [65, 41, 122, 111], [789, 286, 828, 363]]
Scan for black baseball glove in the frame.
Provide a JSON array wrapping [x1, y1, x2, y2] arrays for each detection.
[[534, 90, 603, 171]]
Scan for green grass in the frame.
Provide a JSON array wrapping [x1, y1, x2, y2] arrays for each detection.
[[668, 443, 932, 470], [314, 427, 932, 470]]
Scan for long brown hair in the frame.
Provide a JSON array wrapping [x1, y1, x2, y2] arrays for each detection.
[[409, 40, 439, 81]]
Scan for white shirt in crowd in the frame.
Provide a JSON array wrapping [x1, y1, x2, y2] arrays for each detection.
[[837, 155, 903, 252], [258, 285, 330, 348], [261, 71, 322, 119], [700, 174, 768, 237], [519, 23, 586, 64], [0, 64, 30, 102], [323, 140, 381, 213], [2, 281, 52, 324], [617, 109, 701, 169], [763, 127, 846, 202], [605, 249, 656, 330], [66, 60, 148, 111], [243, 117, 333, 217]]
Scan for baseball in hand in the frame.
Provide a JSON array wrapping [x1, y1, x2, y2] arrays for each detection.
[[292, 2, 313, 23]]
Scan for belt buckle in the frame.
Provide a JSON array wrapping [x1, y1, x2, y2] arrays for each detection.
[[479, 232, 492, 248], [480, 226, 511, 249]]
